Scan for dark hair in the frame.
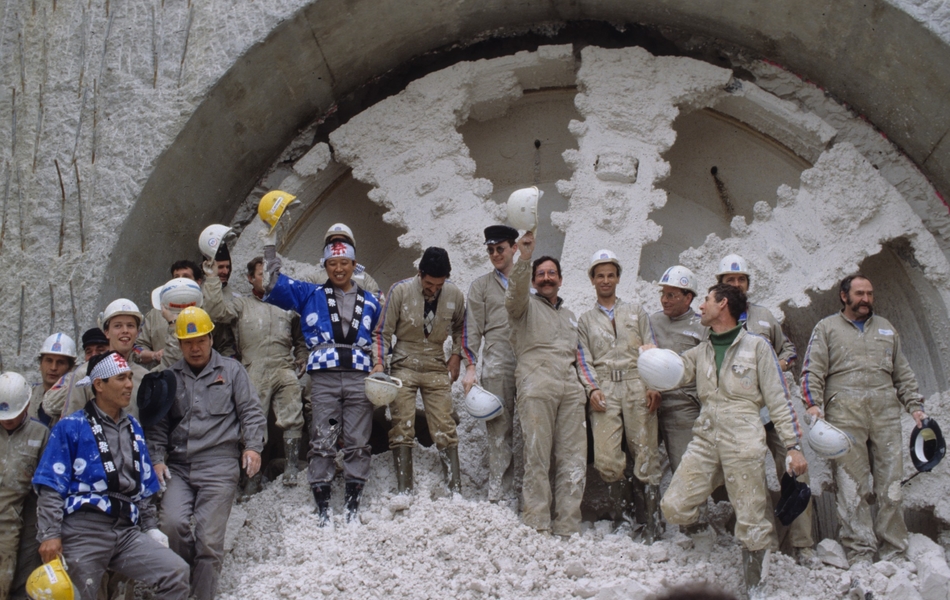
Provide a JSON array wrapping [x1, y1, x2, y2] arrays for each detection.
[[839, 274, 871, 306], [170, 259, 203, 282], [419, 247, 451, 278], [716, 272, 750, 287], [532, 256, 562, 280], [247, 256, 264, 277], [37, 354, 77, 370], [708, 283, 748, 321]]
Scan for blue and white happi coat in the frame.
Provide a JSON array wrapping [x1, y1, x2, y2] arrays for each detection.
[[265, 273, 381, 372], [32, 407, 159, 524]]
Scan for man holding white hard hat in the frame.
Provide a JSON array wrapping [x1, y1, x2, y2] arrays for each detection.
[[136, 259, 203, 369], [660, 283, 806, 592], [461, 224, 521, 506], [577, 249, 662, 543], [199, 224, 239, 360]]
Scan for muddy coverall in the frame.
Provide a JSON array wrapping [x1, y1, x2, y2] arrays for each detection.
[[661, 328, 803, 552], [203, 283, 239, 360], [42, 360, 149, 424], [146, 351, 266, 600], [578, 300, 660, 486], [801, 312, 923, 561], [649, 309, 706, 473], [0, 419, 47, 600], [136, 308, 181, 369], [742, 303, 812, 550], [27, 386, 44, 421], [204, 276, 306, 442], [506, 260, 594, 536], [462, 270, 519, 502], [374, 276, 465, 450]]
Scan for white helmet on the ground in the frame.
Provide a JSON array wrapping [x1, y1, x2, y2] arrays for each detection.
[[464, 385, 503, 421], [716, 254, 749, 277], [99, 299, 143, 329], [38, 333, 77, 360], [365, 373, 403, 407], [657, 265, 697, 295], [807, 419, 855, 458], [638, 348, 685, 391], [0, 372, 32, 420], [324, 223, 356, 246], [506, 186, 541, 231], [198, 224, 234, 259], [151, 278, 204, 312], [588, 249, 622, 278]]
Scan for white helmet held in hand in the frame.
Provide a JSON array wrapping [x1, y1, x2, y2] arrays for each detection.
[[506, 186, 542, 231], [99, 299, 143, 330], [807, 419, 855, 458], [588, 249, 622, 278], [0, 372, 31, 420], [464, 385, 503, 421], [324, 223, 356, 246], [151, 278, 204, 312], [38, 332, 77, 360], [198, 224, 234, 259], [657, 265, 697, 295], [365, 373, 403, 407], [638, 348, 685, 392], [716, 254, 749, 277]]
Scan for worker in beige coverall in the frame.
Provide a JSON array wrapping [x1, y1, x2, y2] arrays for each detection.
[[661, 284, 807, 591], [372, 247, 466, 495], [716, 254, 814, 564], [507, 232, 596, 537], [204, 256, 307, 493], [135, 259, 203, 369], [28, 333, 77, 421], [802, 275, 926, 565], [577, 250, 662, 543], [462, 225, 521, 506], [0, 372, 48, 600]]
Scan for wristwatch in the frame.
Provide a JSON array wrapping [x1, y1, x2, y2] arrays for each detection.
[[786, 444, 802, 453]]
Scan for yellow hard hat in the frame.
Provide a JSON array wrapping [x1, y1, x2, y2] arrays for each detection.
[[258, 190, 298, 233], [27, 557, 77, 600], [176, 306, 215, 340]]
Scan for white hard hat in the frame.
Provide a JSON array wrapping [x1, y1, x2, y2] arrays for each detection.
[[39, 333, 77, 360], [99, 299, 143, 330], [506, 186, 542, 231], [657, 265, 698, 295], [716, 254, 750, 277], [324, 223, 355, 246], [151, 278, 204, 312], [464, 385, 503, 421], [806, 419, 855, 459], [198, 224, 234, 259], [0, 372, 32, 420], [588, 249, 622, 278], [364, 373, 403, 407], [638, 348, 685, 391]]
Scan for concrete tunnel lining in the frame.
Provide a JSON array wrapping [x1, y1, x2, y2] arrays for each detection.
[[103, 0, 950, 310]]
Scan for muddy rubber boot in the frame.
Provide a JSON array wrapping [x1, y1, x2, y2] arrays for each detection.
[[282, 437, 300, 487], [240, 473, 262, 501], [311, 483, 332, 526], [742, 548, 769, 593], [344, 481, 365, 523], [393, 446, 414, 495], [440, 446, 462, 495], [643, 484, 663, 545]]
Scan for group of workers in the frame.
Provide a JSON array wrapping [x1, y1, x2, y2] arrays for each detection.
[[0, 201, 930, 598]]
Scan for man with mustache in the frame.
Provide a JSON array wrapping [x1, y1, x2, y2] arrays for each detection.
[[801, 274, 926, 565], [506, 231, 597, 537]]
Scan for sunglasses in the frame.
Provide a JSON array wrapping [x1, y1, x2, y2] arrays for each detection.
[[487, 245, 510, 255]]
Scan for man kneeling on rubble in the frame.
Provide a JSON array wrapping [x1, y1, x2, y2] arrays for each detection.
[[660, 284, 807, 593]]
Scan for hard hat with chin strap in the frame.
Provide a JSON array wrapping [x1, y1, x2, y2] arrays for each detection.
[[176, 306, 215, 340]]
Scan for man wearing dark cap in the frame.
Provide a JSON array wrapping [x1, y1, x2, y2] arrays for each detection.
[[372, 247, 466, 495], [461, 225, 521, 506], [81, 327, 110, 361]]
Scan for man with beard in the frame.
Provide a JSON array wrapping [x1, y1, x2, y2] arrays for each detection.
[[802, 274, 926, 565]]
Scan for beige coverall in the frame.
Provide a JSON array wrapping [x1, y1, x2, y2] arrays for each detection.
[[578, 300, 660, 486], [27, 386, 44, 421], [649, 309, 706, 473], [0, 419, 47, 600], [506, 260, 592, 536], [742, 303, 812, 550], [203, 276, 307, 441], [136, 308, 180, 369], [42, 361, 149, 423], [203, 284, 239, 360], [801, 312, 923, 562], [462, 270, 519, 502], [661, 329, 802, 552], [374, 276, 465, 450]]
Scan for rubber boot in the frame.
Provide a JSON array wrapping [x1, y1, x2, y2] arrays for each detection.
[[311, 483, 331, 527], [742, 548, 769, 593], [440, 446, 462, 495], [393, 446, 414, 495], [240, 473, 262, 501], [283, 437, 300, 487], [344, 481, 365, 523], [603, 479, 630, 525]]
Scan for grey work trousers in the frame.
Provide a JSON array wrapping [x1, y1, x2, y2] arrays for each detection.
[[6, 494, 41, 600], [161, 458, 240, 600], [482, 372, 519, 503], [60, 511, 189, 600], [657, 389, 701, 473], [307, 370, 373, 484]]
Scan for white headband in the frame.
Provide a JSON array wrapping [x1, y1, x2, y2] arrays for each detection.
[[324, 241, 355, 262], [76, 353, 132, 387]]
